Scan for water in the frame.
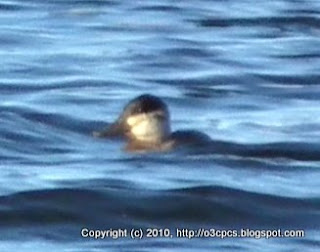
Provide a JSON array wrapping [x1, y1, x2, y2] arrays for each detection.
[[1, 0, 320, 251]]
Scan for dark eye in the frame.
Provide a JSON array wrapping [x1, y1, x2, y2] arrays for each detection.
[[132, 106, 141, 115]]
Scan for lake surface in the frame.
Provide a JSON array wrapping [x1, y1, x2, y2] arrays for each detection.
[[1, 0, 320, 251]]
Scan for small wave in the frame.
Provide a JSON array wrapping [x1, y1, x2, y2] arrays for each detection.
[[193, 16, 320, 29], [1, 186, 318, 233], [189, 140, 320, 161]]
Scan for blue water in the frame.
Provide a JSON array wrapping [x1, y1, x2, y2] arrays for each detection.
[[1, 0, 320, 251]]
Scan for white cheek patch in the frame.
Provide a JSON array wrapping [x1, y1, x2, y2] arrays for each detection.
[[131, 120, 149, 137], [126, 112, 170, 142], [127, 114, 144, 126]]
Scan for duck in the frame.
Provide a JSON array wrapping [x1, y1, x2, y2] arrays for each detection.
[[93, 94, 210, 152]]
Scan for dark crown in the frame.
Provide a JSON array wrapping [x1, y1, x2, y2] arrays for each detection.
[[125, 94, 168, 115]]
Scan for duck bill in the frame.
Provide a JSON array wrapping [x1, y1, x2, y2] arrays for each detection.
[[93, 121, 124, 138]]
